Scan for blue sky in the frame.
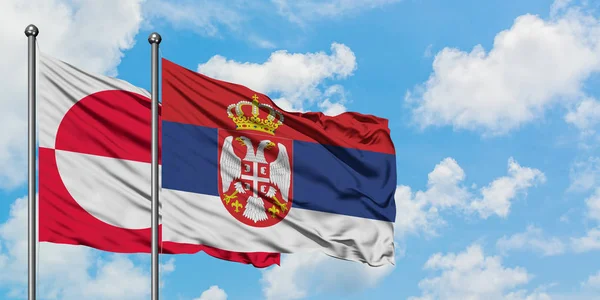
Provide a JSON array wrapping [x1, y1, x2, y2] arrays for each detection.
[[2, 0, 600, 299]]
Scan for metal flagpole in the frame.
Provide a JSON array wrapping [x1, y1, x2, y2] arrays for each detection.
[[148, 32, 162, 300], [25, 24, 39, 300]]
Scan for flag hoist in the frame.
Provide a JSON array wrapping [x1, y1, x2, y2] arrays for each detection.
[[148, 31, 162, 300], [25, 23, 39, 300]]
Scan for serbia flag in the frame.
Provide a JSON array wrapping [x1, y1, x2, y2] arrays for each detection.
[[161, 59, 397, 266]]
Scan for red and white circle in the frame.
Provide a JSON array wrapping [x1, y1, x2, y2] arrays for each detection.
[[53, 90, 161, 230]]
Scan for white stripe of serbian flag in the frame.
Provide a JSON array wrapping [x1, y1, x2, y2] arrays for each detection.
[[38, 53, 279, 267]]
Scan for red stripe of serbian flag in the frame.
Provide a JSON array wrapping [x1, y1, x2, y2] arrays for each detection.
[[38, 53, 280, 267]]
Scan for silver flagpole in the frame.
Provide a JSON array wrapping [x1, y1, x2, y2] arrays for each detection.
[[25, 24, 39, 300], [148, 32, 162, 300]]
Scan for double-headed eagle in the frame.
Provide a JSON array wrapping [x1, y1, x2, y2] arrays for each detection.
[[220, 135, 291, 223]]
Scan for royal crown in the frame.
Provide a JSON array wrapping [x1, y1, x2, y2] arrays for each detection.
[[226, 94, 284, 135]]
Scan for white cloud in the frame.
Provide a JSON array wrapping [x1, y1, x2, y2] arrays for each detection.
[[585, 188, 600, 222], [571, 189, 600, 253], [550, 0, 574, 17], [423, 44, 434, 58], [569, 157, 600, 192], [0, 0, 145, 189], [406, 4, 600, 135], [504, 290, 553, 300], [395, 157, 545, 238], [194, 285, 228, 300], [469, 158, 546, 219], [393, 157, 469, 238], [318, 99, 347, 116], [160, 257, 176, 273], [0, 196, 159, 299], [317, 85, 348, 116], [393, 185, 444, 238], [409, 244, 540, 300], [581, 270, 600, 290], [248, 35, 278, 49], [496, 225, 566, 256], [197, 43, 356, 113], [260, 251, 394, 300], [143, 0, 243, 37], [144, 0, 397, 46], [272, 0, 401, 25], [565, 97, 600, 135], [421, 157, 471, 209], [571, 228, 600, 253], [74, 256, 150, 300], [147, 0, 402, 35]]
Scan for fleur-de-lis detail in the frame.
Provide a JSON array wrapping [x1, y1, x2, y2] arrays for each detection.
[[231, 200, 243, 213]]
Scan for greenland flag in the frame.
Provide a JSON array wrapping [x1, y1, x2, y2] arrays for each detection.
[[38, 54, 279, 267], [161, 59, 397, 266]]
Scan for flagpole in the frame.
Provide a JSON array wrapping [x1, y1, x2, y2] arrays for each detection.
[[25, 24, 39, 300], [148, 32, 162, 300]]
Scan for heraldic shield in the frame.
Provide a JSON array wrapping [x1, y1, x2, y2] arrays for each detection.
[[217, 94, 294, 228]]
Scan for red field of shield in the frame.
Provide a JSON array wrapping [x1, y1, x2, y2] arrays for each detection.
[[217, 129, 294, 228]]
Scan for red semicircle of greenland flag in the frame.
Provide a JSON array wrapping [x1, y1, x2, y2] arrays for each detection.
[[39, 89, 279, 267]]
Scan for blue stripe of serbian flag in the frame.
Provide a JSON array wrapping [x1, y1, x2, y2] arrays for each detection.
[[161, 58, 397, 266]]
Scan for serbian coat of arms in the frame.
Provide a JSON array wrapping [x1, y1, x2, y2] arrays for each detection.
[[217, 94, 293, 227]]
